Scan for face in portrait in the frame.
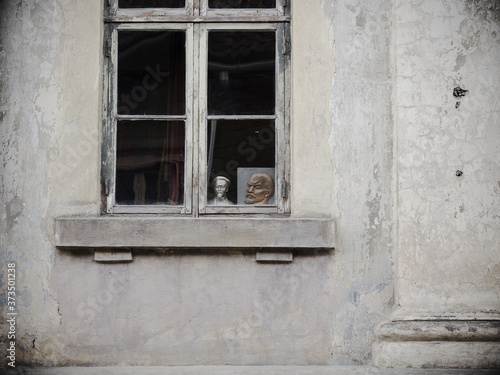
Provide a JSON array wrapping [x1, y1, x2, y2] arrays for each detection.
[[208, 176, 233, 205], [214, 177, 229, 199], [245, 172, 274, 204]]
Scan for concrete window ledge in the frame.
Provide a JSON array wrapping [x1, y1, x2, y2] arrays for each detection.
[[373, 320, 500, 368], [55, 217, 335, 250]]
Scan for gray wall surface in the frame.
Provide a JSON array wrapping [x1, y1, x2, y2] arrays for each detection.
[[394, 0, 500, 316], [0, 0, 498, 369]]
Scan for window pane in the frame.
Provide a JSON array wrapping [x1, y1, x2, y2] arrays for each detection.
[[118, 31, 185, 115], [208, 31, 275, 116], [119, 0, 185, 8], [207, 120, 275, 205], [209, 0, 275, 8], [116, 120, 185, 205]]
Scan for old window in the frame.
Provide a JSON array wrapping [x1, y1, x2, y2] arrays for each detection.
[[102, 0, 290, 215], [56, 1, 335, 253]]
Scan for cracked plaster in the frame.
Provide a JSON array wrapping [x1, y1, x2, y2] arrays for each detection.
[[0, 0, 498, 369]]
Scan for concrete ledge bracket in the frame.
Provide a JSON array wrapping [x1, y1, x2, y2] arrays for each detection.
[[256, 251, 293, 262], [94, 250, 133, 263]]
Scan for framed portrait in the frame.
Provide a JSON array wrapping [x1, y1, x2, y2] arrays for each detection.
[[237, 167, 276, 205]]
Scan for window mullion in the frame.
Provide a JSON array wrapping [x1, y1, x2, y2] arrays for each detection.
[[197, 24, 209, 214], [190, 23, 202, 216], [105, 25, 119, 214], [188, 0, 197, 16], [193, 0, 201, 17], [276, 23, 290, 214], [184, 23, 195, 214]]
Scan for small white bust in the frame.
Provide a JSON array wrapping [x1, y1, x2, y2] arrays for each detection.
[[208, 176, 234, 206]]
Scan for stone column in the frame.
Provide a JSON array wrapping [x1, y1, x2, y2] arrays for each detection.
[[373, 0, 500, 368]]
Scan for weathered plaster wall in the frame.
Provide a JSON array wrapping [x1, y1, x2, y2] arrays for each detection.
[[394, 0, 500, 317], [0, 0, 102, 366], [0, 0, 395, 367], [51, 250, 337, 365], [305, 0, 394, 365]]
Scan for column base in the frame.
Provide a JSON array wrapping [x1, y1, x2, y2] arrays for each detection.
[[373, 320, 500, 368]]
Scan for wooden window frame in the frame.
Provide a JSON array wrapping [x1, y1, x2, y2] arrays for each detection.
[[102, 0, 291, 216]]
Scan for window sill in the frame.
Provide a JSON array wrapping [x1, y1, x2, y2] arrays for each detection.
[[55, 217, 335, 250]]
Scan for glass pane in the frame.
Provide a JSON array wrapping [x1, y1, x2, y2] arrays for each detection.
[[208, 31, 275, 115], [207, 120, 275, 205], [209, 0, 275, 8], [116, 120, 185, 205], [119, 0, 185, 8], [118, 31, 185, 115]]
